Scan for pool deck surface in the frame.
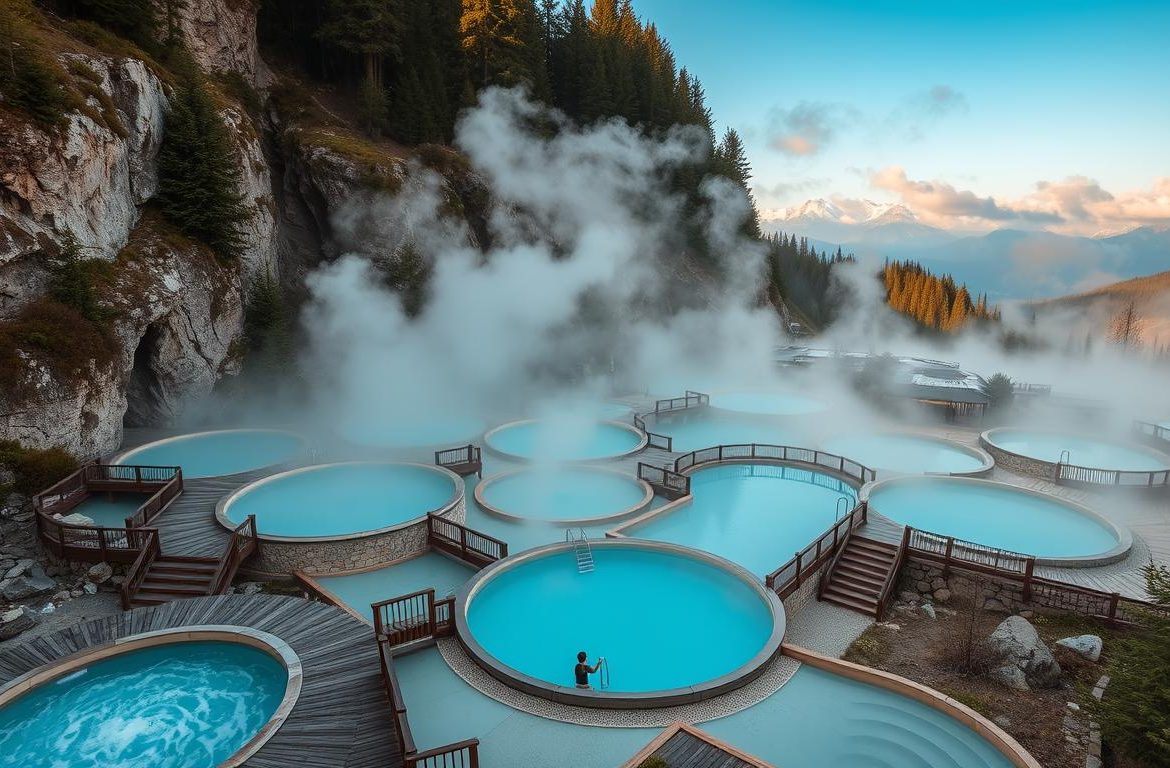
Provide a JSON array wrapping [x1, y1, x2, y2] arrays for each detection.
[[0, 594, 401, 768]]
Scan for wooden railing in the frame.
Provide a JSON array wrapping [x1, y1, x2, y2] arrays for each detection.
[[406, 740, 480, 768], [1134, 419, 1170, 446], [373, 588, 440, 648], [875, 527, 911, 620], [435, 445, 483, 478], [767, 501, 868, 597], [34, 505, 154, 564], [32, 463, 183, 561], [209, 515, 259, 597], [377, 638, 480, 767], [426, 514, 508, 568], [1012, 382, 1052, 396], [632, 413, 672, 451], [1055, 462, 1169, 488], [636, 462, 690, 499], [654, 390, 709, 413], [120, 529, 161, 610], [901, 526, 1169, 624], [674, 443, 876, 486]]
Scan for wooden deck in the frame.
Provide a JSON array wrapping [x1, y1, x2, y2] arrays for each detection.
[[622, 722, 773, 768], [859, 425, 1170, 601], [0, 594, 400, 768]]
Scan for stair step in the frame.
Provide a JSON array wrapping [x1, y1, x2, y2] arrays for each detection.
[[841, 550, 895, 569], [153, 556, 220, 565], [141, 571, 215, 585], [822, 591, 879, 616], [138, 581, 211, 595], [131, 589, 208, 604], [837, 559, 889, 580], [825, 580, 879, 602], [850, 538, 899, 555], [833, 571, 884, 594]]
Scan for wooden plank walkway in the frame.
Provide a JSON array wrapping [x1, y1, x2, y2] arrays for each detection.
[[859, 424, 1170, 601], [0, 594, 400, 768], [622, 722, 773, 768]]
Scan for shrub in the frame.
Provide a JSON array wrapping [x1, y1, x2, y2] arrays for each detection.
[[1091, 563, 1170, 763], [0, 440, 79, 496], [48, 234, 115, 323], [0, 0, 74, 128], [985, 373, 1014, 412]]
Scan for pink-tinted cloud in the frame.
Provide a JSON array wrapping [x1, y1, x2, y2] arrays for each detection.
[[767, 102, 858, 157], [870, 166, 1062, 224]]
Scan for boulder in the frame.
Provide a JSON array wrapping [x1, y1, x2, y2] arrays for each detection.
[[0, 606, 37, 640], [4, 559, 34, 579], [1056, 634, 1103, 662], [921, 603, 937, 619], [989, 616, 1062, 688], [87, 563, 113, 585], [933, 587, 951, 603], [990, 665, 1030, 691], [82, 582, 98, 595], [2, 574, 57, 601], [983, 598, 1009, 613]]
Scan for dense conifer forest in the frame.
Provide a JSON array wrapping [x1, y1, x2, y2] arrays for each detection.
[[880, 259, 999, 333]]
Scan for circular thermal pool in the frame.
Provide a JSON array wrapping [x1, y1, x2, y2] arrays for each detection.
[[339, 413, 486, 450], [708, 389, 827, 417], [619, 463, 857, 577], [217, 461, 460, 540], [0, 632, 296, 768], [484, 419, 646, 462], [114, 429, 305, 479], [476, 467, 652, 524], [981, 428, 1169, 473], [822, 432, 992, 476], [458, 540, 784, 707], [864, 476, 1130, 565]]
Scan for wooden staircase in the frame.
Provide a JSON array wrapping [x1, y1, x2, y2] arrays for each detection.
[[819, 536, 902, 618], [129, 556, 221, 607], [121, 516, 259, 609]]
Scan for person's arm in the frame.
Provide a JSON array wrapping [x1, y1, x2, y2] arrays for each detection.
[[589, 659, 603, 673]]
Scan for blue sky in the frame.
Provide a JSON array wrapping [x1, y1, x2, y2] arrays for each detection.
[[632, 0, 1170, 232]]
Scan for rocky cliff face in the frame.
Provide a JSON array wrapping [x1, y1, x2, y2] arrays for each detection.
[[174, 0, 261, 82]]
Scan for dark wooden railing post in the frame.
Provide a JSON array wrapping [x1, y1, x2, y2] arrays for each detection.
[[460, 526, 468, 560], [1022, 558, 1034, 602], [792, 551, 802, 587], [942, 537, 954, 577], [1107, 592, 1120, 625]]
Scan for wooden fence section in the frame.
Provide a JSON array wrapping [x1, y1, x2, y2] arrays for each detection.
[[119, 529, 161, 609], [636, 462, 690, 499], [766, 501, 868, 596], [633, 413, 672, 451], [674, 443, 876, 486], [1055, 462, 1170, 489], [1134, 419, 1170, 447], [435, 445, 483, 478], [654, 390, 710, 414], [903, 526, 1166, 625], [210, 515, 259, 596], [378, 639, 480, 768], [426, 514, 508, 567], [1012, 382, 1052, 396], [31, 463, 183, 562]]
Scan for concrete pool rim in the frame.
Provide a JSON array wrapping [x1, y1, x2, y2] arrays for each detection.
[[820, 430, 995, 478], [215, 460, 464, 544], [859, 475, 1133, 567], [0, 625, 303, 768], [980, 427, 1170, 480], [483, 418, 648, 463], [475, 465, 654, 525], [454, 538, 787, 709], [112, 428, 310, 480]]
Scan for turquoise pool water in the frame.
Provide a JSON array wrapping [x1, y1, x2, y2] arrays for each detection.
[[340, 413, 486, 449], [73, 494, 152, 528], [652, 411, 805, 454], [0, 641, 285, 768], [822, 433, 986, 475], [116, 430, 303, 479], [629, 463, 856, 577], [867, 477, 1121, 558], [709, 390, 826, 416], [221, 462, 457, 537], [479, 467, 646, 522], [464, 544, 776, 693], [986, 429, 1167, 471], [393, 646, 1013, 768], [485, 419, 644, 462]]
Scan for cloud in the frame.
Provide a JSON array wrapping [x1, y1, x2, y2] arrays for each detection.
[[870, 166, 1063, 224], [1029, 177, 1114, 221], [883, 85, 968, 141], [766, 102, 857, 157], [751, 177, 829, 206]]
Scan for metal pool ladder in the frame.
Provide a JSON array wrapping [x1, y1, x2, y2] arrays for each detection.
[[835, 496, 852, 521], [598, 657, 610, 689], [566, 528, 594, 573]]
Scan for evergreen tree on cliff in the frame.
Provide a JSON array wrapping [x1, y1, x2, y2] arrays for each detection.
[[155, 59, 247, 260], [317, 0, 401, 135]]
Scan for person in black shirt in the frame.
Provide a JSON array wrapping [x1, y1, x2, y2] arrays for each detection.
[[574, 650, 603, 688]]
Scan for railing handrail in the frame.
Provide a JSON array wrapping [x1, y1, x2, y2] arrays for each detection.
[[816, 505, 861, 601], [426, 513, 508, 565], [1055, 460, 1169, 488], [120, 528, 160, 609], [209, 515, 257, 596], [875, 527, 911, 620], [673, 443, 876, 486], [124, 467, 185, 529], [405, 738, 481, 767], [767, 500, 867, 595]]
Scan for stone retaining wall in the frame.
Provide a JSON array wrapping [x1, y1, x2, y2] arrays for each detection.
[[980, 441, 1057, 481], [251, 497, 466, 575]]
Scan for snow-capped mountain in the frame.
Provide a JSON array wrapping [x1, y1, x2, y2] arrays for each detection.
[[761, 198, 953, 246]]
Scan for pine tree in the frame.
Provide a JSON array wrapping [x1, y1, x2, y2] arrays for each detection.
[[317, 0, 400, 135], [460, 0, 536, 90], [155, 57, 247, 260]]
